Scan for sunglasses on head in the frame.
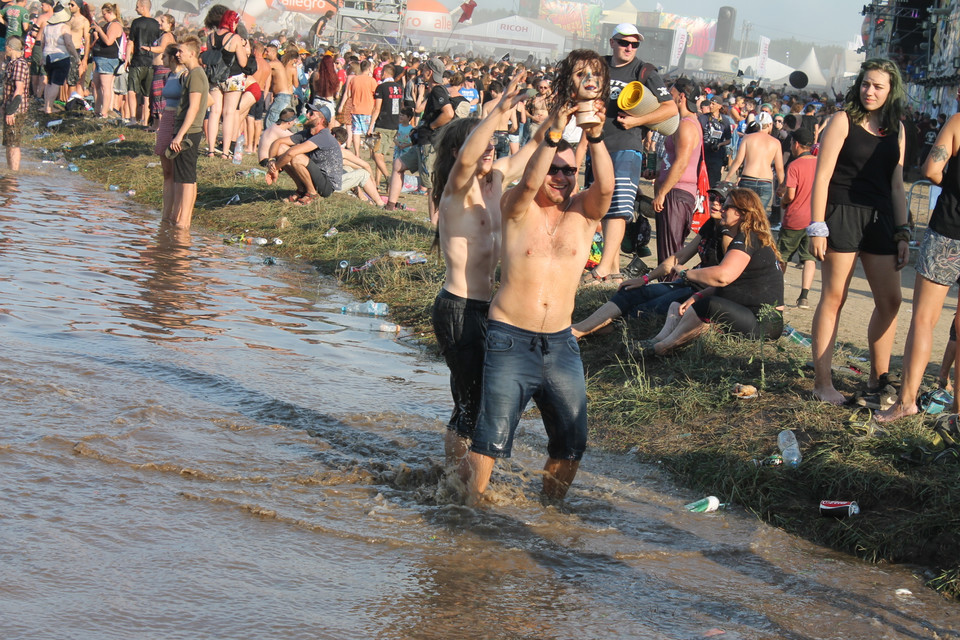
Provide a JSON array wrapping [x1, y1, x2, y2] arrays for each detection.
[[614, 39, 639, 49], [547, 164, 577, 177]]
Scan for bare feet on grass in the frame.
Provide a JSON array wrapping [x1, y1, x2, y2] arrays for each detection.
[[813, 386, 846, 405], [875, 401, 918, 423]]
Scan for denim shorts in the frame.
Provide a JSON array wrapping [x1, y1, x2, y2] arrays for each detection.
[[738, 176, 773, 213], [93, 56, 120, 76], [610, 281, 692, 317], [431, 289, 489, 438], [916, 227, 960, 286], [471, 320, 587, 461]]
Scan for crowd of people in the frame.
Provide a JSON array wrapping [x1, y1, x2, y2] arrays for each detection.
[[2, 7, 958, 496]]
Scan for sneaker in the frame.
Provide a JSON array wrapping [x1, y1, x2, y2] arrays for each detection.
[[919, 388, 954, 415], [796, 296, 810, 309], [855, 384, 898, 410]]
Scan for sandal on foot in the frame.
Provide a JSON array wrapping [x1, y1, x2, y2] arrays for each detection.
[[287, 191, 306, 203], [606, 273, 626, 284], [295, 193, 319, 206], [580, 269, 606, 286]]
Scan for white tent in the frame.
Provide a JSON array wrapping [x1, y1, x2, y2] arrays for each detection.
[[454, 16, 568, 54], [601, 0, 640, 25], [787, 47, 829, 88], [738, 55, 794, 82]]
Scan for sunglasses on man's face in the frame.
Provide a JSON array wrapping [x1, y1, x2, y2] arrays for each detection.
[[614, 39, 639, 49], [547, 164, 577, 177]]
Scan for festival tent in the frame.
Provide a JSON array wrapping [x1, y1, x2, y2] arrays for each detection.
[[452, 15, 569, 55], [601, 0, 640, 26], [404, 0, 454, 44], [777, 47, 829, 88], [738, 55, 794, 81]]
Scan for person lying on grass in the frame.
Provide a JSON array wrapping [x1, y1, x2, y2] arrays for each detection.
[[640, 188, 784, 357], [573, 181, 734, 339]]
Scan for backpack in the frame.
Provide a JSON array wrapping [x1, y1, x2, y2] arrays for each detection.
[[691, 130, 711, 234], [200, 33, 232, 86]]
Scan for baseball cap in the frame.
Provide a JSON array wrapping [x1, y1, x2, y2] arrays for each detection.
[[424, 57, 445, 83], [305, 102, 332, 123], [708, 181, 734, 202], [612, 23, 643, 41], [791, 127, 815, 147]]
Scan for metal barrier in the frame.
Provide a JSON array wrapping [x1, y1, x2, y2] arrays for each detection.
[[906, 179, 941, 242]]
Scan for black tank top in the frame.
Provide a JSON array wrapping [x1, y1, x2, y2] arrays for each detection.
[[827, 118, 900, 213], [213, 31, 242, 77], [930, 154, 960, 240], [91, 21, 120, 59]]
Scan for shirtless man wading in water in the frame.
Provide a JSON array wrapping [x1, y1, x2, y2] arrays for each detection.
[[457, 98, 614, 504], [432, 70, 548, 465]]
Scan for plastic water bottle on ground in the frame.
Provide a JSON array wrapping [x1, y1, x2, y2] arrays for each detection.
[[106, 135, 124, 144], [244, 236, 268, 246], [233, 133, 244, 165], [108, 185, 119, 191], [782, 325, 811, 347], [67, 164, 79, 172], [777, 429, 802, 468], [341, 300, 389, 316]]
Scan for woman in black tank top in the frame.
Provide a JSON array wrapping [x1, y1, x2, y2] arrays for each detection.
[[807, 58, 909, 407], [876, 110, 960, 423], [202, 5, 248, 159]]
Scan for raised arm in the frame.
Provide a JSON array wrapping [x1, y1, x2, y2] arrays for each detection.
[[500, 106, 575, 222], [446, 69, 527, 196], [578, 105, 613, 221]]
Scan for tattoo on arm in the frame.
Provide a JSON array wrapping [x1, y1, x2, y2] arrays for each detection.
[[931, 144, 949, 162]]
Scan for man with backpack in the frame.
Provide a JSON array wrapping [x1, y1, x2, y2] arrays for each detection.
[[584, 23, 678, 284]]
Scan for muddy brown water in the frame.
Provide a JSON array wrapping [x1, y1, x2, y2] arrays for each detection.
[[1, 166, 958, 640]]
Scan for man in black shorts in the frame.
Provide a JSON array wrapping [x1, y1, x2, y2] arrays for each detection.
[[125, 0, 159, 126]]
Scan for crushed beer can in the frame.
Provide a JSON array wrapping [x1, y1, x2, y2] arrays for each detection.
[[752, 454, 783, 467], [819, 500, 859, 517]]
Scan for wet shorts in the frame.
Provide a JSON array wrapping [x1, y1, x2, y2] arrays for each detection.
[[471, 320, 588, 461], [916, 227, 960, 286], [431, 289, 489, 438], [172, 131, 203, 184], [825, 202, 897, 255], [2, 111, 25, 148], [777, 227, 814, 263]]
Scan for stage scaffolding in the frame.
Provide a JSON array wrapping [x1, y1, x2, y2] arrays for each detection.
[[331, 0, 408, 51]]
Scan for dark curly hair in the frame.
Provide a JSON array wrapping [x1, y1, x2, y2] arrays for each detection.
[[549, 49, 609, 111], [204, 4, 228, 30]]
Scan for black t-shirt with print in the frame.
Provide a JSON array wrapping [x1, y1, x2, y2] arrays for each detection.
[[374, 80, 403, 130], [602, 55, 671, 154]]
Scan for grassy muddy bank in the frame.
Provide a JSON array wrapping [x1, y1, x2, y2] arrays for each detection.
[[26, 112, 959, 600]]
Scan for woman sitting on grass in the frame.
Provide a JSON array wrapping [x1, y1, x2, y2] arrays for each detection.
[[641, 188, 784, 357], [573, 182, 733, 339]]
